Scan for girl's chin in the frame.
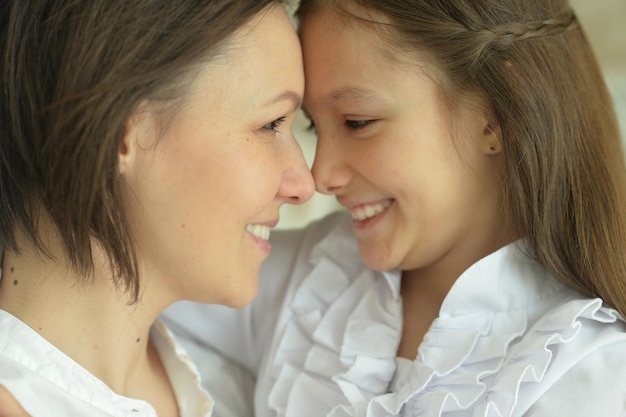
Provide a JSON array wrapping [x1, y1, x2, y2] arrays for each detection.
[[357, 246, 399, 273]]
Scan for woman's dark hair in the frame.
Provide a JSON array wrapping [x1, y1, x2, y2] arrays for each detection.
[[0, 0, 281, 302], [297, 0, 626, 318]]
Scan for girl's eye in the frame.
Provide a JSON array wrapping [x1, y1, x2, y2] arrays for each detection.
[[264, 116, 286, 132], [344, 119, 375, 131]]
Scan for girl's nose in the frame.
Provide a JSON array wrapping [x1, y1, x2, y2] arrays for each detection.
[[311, 135, 351, 195]]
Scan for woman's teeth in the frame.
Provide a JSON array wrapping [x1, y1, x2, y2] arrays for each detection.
[[246, 224, 270, 240], [351, 200, 391, 221]]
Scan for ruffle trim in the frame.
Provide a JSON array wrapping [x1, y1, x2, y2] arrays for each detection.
[[265, 223, 624, 417], [267, 218, 403, 417], [334, 298, 622, 417]]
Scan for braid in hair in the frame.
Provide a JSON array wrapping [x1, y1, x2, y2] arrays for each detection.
[[471, 9, 578, 52], [436, 7, 580, 74]]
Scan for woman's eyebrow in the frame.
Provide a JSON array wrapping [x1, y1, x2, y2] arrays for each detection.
[[264, 90, 303, 112]]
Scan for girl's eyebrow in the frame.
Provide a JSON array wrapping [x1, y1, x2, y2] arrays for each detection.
[[330, 86, 388, 104], [301, 86, 388, 116]]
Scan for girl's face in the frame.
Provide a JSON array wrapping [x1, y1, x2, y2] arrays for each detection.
[[120, 6, 313, 308], [301, 9, 507, 278]]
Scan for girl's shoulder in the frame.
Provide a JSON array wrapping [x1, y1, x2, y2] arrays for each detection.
[[361, 247, 626, 417], [499, 297, 626, 415], [397, 295, 626, 417]]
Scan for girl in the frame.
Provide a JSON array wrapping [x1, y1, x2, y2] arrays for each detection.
[[0, 1, 313, 415], [165, 0, 626, 416]]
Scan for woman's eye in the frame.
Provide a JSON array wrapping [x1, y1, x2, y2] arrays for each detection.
[[307, 119, 317, 134], [344, 119, 375, 131], [264, 116, 286, 132]]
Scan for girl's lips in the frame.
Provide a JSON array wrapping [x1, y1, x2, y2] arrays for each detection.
[[344, 199, 394, 235], [348, 199, 393, 221]]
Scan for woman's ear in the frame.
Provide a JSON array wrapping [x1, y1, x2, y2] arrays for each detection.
[[118, 101, 152, 176], [118, 124, 134, 176]]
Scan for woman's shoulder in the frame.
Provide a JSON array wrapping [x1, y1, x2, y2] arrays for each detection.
[[0, 386, 30, 417]]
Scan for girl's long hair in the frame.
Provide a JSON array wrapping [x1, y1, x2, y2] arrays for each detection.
[[298, 0, 626, 318]]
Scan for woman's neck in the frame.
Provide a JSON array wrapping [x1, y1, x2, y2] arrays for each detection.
[[0, 239, 165, 399]]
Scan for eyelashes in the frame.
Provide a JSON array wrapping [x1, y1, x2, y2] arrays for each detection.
[[344, 119, 375, 131], [306, 119, 375, 133], [264, 116, 287, 133]]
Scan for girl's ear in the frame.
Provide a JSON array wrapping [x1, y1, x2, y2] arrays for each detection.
[[483, 120, 503, 155], [477, 97, 503, 155]]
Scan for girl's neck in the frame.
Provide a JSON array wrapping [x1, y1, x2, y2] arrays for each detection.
[[397, 231, 517, 359]]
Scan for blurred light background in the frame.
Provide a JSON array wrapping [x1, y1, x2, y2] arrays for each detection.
[[279, 0, 626, 229]]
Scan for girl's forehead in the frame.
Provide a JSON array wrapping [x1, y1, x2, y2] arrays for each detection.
[[301, 9, 439, 86], [301, 8, 396, 59]]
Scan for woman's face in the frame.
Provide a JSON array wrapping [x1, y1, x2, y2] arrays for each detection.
[[300, 9, 506, 278], [121, 6, 313, 308]]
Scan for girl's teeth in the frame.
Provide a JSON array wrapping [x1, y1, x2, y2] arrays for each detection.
[[246, 224, 270, 240], [351, 201, 391, 221]]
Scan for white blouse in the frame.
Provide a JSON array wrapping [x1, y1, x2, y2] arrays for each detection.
[[0, 246, 258, 417], [0, 311, 214, 417], [164, 213, 626, 417]]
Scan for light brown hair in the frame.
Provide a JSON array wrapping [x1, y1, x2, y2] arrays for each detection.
[[0, 0, 282, 302], [297, 0, 626, 317]]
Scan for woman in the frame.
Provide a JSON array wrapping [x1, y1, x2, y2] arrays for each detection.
[[0, 0, 313, 415]]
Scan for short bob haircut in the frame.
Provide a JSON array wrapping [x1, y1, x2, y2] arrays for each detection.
[[0, 0, 283, 302], [297, 0, 626, 318]]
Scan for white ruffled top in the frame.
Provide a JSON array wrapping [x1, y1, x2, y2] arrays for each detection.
[[265, 215, 626, 416], [164, 213, 626, 417]]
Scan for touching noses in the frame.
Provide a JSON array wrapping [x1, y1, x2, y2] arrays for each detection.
[[277, 137, 315, 204], [311, 135, 351, 195]]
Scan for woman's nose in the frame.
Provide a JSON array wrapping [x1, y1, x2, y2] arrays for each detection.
[[277, 136, 315, 204]]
